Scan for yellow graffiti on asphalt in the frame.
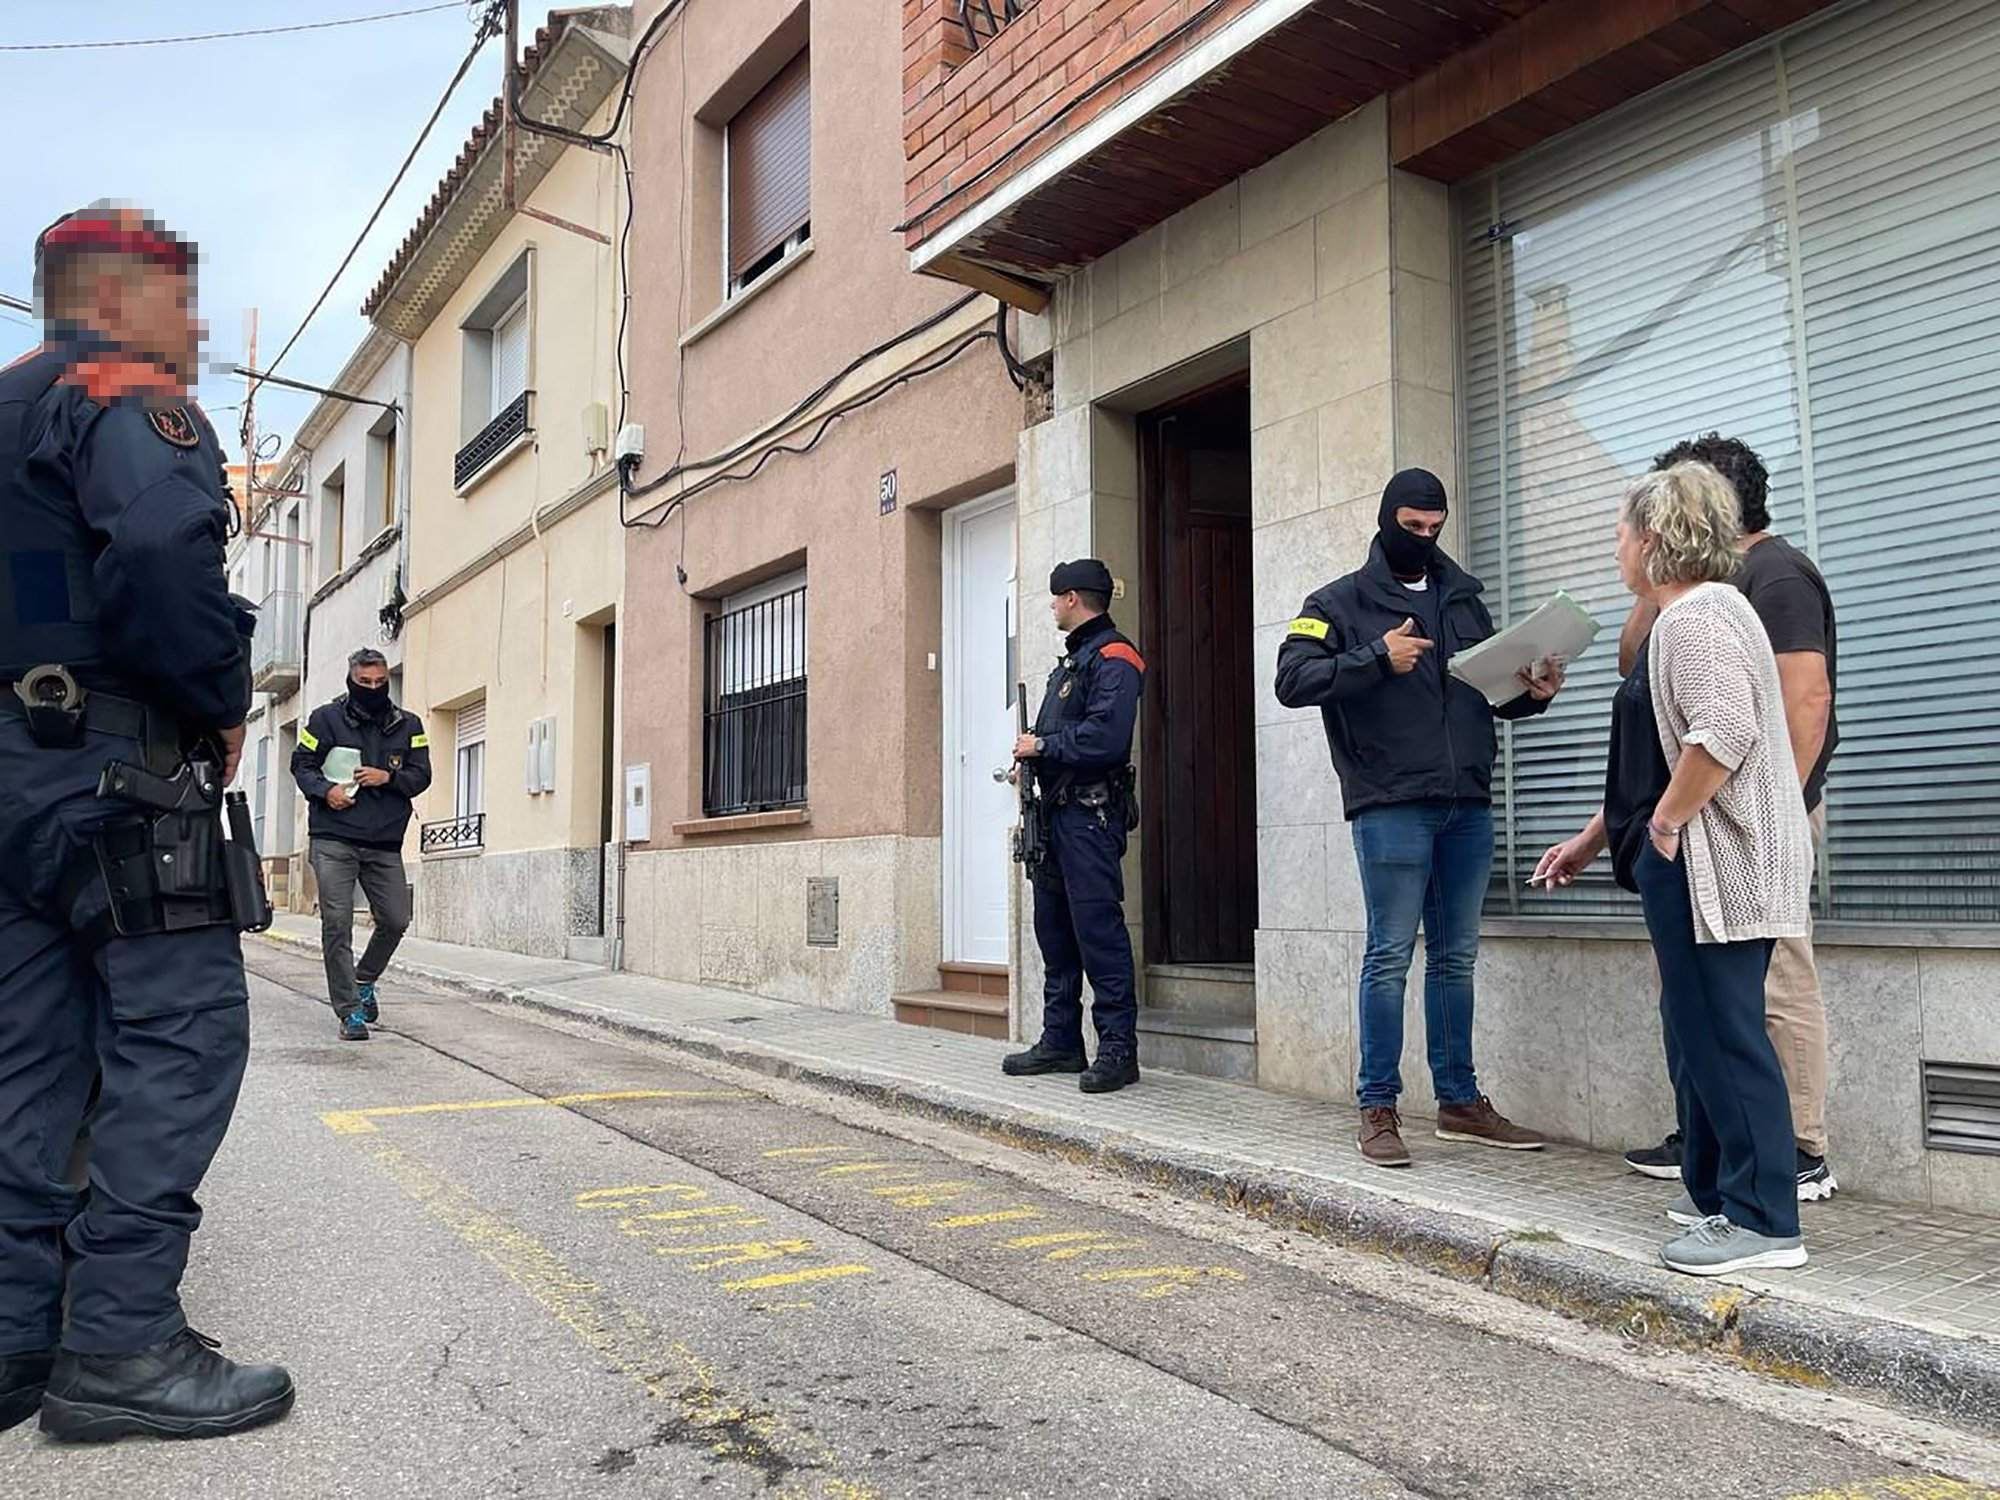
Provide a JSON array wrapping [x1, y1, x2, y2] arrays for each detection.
[[725, 1265, 875, 1294], [762, 1145, 861, 1160], [322, 1089, 747, 1135], [1082, 1266, 1249, 1300], [364, 1142, 876, 1499], [930, 1208, 1044, 1230], [659, 1240, 818, 1271], [1787, 1482, 2000, 1500]]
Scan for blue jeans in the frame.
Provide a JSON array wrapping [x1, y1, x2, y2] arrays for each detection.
[[1351, 799, 1493, 1110]]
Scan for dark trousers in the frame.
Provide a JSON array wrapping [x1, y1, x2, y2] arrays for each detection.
[[1030, 801, 1136, 1057], [0, 719, 251, 1356], [310, 837, 412, 1015], [1634, 843, 1798, 1239]]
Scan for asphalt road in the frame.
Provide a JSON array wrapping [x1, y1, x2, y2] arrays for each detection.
[[7, 943, 1999, 1500]]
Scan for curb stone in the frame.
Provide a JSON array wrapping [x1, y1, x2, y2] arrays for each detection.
[[256, 931, 2000, 1436]]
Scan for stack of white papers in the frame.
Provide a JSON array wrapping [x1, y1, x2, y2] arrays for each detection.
[[1448, 591, 1601, 706], [322, 746, 362, 799]]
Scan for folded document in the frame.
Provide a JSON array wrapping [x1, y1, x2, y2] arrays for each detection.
[[1447, 591, 1600, 706]]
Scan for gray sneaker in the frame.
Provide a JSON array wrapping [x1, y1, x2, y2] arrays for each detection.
[[1665, 1190, 1704, 1228], [1661, 1217, 1806, 1277]]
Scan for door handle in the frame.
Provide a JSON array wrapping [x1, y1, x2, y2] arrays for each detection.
[[990, 766, 1013, 783]]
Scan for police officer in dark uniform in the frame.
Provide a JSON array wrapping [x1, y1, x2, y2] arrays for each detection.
[[1003, 560, 1146, 1095], [0, 206, 294, 1440]]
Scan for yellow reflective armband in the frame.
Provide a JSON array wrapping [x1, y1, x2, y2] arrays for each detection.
[[298, 727, 319, 751], [1287, 616, 1330, 641], [410, 734, 429, 749]]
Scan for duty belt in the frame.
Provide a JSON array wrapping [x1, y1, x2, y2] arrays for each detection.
[[2, 667, 180, 773]]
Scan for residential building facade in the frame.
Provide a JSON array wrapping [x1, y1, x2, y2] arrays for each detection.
[[365, 8, 633, 960], [902, 0, 2000, 1211], [616, 0, 1024, 1026]]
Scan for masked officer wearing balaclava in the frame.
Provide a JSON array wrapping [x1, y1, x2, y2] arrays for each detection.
[[1004, 560, 1146, 1095], [1276, 470, 1564, 1170], [292, 647, 430, 1041]]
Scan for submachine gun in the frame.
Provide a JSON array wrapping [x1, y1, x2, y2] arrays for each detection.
[[1008, 682, 1046, 876]]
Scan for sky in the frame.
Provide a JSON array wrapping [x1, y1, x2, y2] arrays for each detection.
[[0, 2, 520, 461]]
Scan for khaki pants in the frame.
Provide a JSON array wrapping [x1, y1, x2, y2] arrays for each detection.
[[1766, 807, 1830, 1157]]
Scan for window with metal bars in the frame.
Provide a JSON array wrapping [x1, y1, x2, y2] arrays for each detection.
[[703, 576, 807, 817]]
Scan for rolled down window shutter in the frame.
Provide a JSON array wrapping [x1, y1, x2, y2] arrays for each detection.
[[492, 302, 528, 410], [1456, 0, 2000, 925], [728, 50, 810, 281], [456, 698, 487, 750]]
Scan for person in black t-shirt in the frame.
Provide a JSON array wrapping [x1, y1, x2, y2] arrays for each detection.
[[1613, 435, 1838, 1202]]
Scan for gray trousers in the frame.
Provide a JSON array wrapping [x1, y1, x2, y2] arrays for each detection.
[[309, 838, 413, 1015]]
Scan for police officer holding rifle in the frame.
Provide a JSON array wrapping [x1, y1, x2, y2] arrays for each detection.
[[1004, 560, 1146, 1095], [0, 204, 291, 1443]]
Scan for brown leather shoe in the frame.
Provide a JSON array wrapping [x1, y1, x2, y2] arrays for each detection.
[[1435, 1096, 1544, 1151], [1358, 1106, 1412, 1168]]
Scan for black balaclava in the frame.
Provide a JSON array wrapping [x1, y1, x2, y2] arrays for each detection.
[[1378, 468, 1448, 579], [347, 676, 391, 719]]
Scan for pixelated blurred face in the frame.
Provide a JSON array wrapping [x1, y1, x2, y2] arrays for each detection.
[[114, 264, 202, 387]]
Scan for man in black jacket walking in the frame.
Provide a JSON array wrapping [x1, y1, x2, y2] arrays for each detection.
[[1276, 470, 1562, 1168], [291, 649, 430, 1039]]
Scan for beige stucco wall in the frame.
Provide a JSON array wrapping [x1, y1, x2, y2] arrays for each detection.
[[1021, 96, 2000, 1214], [395, 93, 625, 957], [615, 0, 1021, 1002]]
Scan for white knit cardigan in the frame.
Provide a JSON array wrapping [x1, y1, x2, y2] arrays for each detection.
[[1648, 582, 1814, 945]]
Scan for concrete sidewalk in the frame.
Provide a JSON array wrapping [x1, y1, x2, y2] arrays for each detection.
[[259, 915, 2000, 1433]]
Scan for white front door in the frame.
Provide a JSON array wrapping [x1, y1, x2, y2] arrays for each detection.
[[944, 494, 1018, 965]]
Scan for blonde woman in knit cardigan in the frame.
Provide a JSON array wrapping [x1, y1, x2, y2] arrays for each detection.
[[1533, 462, 1814, 1277]]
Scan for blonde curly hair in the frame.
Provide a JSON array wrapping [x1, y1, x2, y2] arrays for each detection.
[[1622, 461, 1743, 586]]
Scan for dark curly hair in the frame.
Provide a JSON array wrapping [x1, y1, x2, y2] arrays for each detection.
[[1651, 433, 1770, 534]]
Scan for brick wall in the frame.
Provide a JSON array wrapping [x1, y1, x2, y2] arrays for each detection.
[[902, 0, 1263, 250]]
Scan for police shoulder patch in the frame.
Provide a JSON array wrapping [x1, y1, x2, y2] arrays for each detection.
[[298, 727, 320, 751], [147, 406, 201, 448], [1287, 616, 1330, 640], [410, 733, 429, 749]]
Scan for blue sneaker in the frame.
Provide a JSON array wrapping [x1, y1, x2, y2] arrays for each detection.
[[339, 1010, 370, 1042], [357, 982, 379, 1025]]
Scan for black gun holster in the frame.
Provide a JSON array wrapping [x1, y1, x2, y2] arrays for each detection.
[[66, 758, 268, 947]]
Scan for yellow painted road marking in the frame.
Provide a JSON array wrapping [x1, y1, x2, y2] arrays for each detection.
[[930, 1208, 1044, 1230], [660, 1240, 817, 1271], [633, 1204, 753, 1223], [821, 1163, 915, 1178], [362, 1142, 875, 1497], [762, 1145, 859, 1160], [724, 1264, 874, 1294], [868, 1179, 971, 1199], [323, 1089, 747, 1135], [577, 1183, 706, 1207], [1787, 1483, 2000, 1500], [1083, 1266, 1248, 1299], [1004, 1231, 1105, 1250], [1045, 1239, 1144, 1261]]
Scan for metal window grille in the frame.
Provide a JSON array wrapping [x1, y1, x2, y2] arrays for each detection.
[[420, 813, 485, 855], [1924, 1062, 2000, 1157], [703, 584, 807, 817], [958, 0, 1029, 51], [455, 391, 530, 489]]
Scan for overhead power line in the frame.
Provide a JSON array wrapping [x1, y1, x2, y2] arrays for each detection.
[[246, 0, 504, 409], [0, 3, 467, 53]]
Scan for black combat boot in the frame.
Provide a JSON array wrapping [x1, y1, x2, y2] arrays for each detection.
[[1079, 1049, 1140, 1095], [1001, 1038, 1087, 1077], [1, 1349, 53, 1433], [40, 1328, 295, 1443]]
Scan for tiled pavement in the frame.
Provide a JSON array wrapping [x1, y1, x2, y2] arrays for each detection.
[[259, 916, 2000, 1347]]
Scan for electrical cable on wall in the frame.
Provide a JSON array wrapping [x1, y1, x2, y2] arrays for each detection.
[[245, 0, 505, 413]]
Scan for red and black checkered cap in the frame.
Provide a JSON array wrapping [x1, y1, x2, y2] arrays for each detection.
[[34, 202, 193, 275]]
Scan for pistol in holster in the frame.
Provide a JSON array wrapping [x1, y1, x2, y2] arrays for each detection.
[[89, 757, 272, 940]]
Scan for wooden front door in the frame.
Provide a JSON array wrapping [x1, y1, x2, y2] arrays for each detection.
[[1140, 382, 1257, 966]]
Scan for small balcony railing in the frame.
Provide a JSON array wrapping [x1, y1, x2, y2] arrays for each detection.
[[420, 812, 485, 855], [455, 391, 531, 489], [251, 589, 303, 695], [957, 0, 1031, 51]]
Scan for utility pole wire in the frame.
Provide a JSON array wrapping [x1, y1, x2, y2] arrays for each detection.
[[0, 4, 466, 52], [246, 1, 504, 407]]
